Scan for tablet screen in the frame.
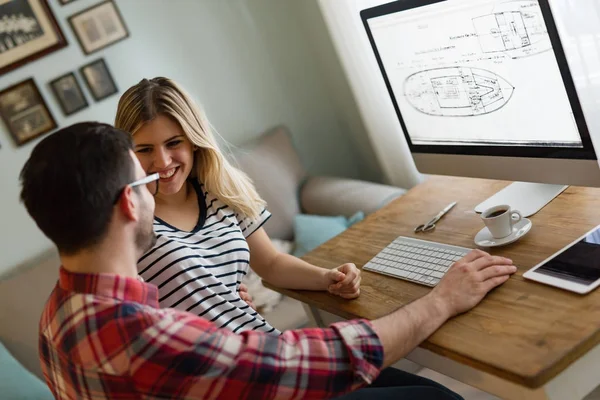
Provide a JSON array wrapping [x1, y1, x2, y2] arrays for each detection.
[[535, 228, 600, 285]]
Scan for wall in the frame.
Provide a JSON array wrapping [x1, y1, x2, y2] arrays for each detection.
[[0, 0, 381, 275], [316, 0, 423, 189], [240, 0, 384, 182]]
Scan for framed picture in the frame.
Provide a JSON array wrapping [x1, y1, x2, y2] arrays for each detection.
[[49, 72, 88, 116], [0, 78, 56, 146], [80, 58, 118, 101], [68, 0, 129, 55], [0, 0, 67, 75]]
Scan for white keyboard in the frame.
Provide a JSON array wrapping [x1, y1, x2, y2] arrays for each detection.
[[363, 236, 471, 287]]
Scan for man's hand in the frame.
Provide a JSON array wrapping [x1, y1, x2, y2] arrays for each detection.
[[430, 249, 516, 318], [326, 263, 361, 299], [238, 283, 256, 310]]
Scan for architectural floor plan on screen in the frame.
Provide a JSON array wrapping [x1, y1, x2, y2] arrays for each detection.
[[473, 1, 551, 59], [404, 67, 514, 117], [401, 1, 547, 118], [368, 0, 583, 146]]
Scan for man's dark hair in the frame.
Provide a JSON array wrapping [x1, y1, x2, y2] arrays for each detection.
[[20, 122, 136, 255]]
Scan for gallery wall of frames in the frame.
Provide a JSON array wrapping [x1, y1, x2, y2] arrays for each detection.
[[0, 0, 127, 147]]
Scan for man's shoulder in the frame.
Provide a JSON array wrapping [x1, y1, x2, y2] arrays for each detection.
[[41, 288, 212, 332], [40, 289, 164, 335], [39, 290, 190, 369]]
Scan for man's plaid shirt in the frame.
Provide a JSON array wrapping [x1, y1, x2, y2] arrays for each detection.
[[39, 267, 384, 399]]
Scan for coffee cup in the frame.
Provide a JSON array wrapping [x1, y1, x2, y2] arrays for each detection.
[[481, 205, 522, 239]]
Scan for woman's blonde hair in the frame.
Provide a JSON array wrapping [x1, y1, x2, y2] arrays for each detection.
[[115, 77, 265, 220]]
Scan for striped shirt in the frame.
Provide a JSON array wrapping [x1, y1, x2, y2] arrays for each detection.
[[39, 267, 384, 399], [137, 180, 278, 334]]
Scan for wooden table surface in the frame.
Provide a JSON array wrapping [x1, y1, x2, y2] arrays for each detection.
[[266, 175, 600, 388]]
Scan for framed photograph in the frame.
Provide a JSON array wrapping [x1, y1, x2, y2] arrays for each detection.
[[80, 58, 118, 101], [49, 72, 88, 116], [0, 0, 67, 75], [68, 0, 129, 55], [0, 78, 56, 146]]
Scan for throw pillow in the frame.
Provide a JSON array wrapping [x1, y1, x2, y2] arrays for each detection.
[[293, 211, 365, 257], [0, 341, 53, 399]]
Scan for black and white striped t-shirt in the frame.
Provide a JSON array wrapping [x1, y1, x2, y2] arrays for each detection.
[[137, 179, 277, 334]]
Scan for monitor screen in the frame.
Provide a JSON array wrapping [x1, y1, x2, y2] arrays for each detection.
[[362, 0, 595, 158]]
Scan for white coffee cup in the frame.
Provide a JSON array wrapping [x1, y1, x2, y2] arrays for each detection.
[[481, 204, 522, 239]]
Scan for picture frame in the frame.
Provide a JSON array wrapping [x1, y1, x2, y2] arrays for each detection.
[[0, 0, 68, 75], [68, 0, 129, 55], [49, 72, 88, 116], [80, 58, 118, 101], [0, 78, 56, 146]]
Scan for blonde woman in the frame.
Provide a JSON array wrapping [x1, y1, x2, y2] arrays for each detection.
[[115, 77, 361, 334]]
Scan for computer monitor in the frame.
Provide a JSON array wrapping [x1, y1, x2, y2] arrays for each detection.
[[361, 0, 600, 216]]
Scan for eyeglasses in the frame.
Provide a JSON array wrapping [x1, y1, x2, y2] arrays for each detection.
[[130, 173, 160, 196], [114, 173, 160, 204]]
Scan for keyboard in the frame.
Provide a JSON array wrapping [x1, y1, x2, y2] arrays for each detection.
[[363, 236, 471, 287]]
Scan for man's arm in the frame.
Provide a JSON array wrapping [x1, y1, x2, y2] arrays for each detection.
[[371, 291, 450, 368], [129, 311, 383, 399], [128, 250, 514, 398], [372, 250, 516, 367]]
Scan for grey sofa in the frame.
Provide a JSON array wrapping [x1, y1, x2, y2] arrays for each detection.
[[234, 125, 406, 241], [0, 125, 406, 380]]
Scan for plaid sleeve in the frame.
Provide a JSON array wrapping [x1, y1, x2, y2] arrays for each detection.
[[130, 310, 383, 399], [237, 208, 271, 238]]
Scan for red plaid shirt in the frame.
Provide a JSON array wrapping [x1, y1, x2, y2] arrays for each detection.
[[39, 268, 384, 399]]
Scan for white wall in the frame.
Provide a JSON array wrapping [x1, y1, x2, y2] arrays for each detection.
[[317, 0, 423, 189], [0, 0, 382, 275], [243, 0, 384, 182]]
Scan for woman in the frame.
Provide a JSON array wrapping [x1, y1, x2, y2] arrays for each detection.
[[115, 77, 361, 334]]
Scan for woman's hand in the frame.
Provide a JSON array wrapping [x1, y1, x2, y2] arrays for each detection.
[[238, 283, 256, 310], [326, 263, 361, 299]]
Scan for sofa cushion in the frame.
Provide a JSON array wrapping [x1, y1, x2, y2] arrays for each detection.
[[0, 249, 60, 380], [0, 340, 53, 399], [301, 176, 406, 217], [234, 126, 306, 240], [293, 211, 364, 257]]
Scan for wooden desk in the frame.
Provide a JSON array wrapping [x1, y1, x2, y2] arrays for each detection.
[[267, 176, 600, 400]]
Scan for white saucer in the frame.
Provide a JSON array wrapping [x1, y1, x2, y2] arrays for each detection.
[[474, 218, 532, 247]]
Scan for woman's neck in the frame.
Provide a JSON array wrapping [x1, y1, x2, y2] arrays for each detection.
[[155, 180, 193, 209]]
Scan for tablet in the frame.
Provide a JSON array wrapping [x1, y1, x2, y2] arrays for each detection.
[[523, 224, 600, 294]]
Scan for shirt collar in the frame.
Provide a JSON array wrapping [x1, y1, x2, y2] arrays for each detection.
[[58, 267, 159, 307]]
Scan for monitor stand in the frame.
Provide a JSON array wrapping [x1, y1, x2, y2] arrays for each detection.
[[474, 182, 568, 217]]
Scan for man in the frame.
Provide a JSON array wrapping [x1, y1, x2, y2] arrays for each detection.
[[22, 122, 516, 399]]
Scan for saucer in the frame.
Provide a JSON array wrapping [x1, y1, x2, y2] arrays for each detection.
[[474, 218, 532, 247]]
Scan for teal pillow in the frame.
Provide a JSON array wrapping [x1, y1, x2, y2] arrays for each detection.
[[293, 211, 364, 257], [0, 341, 53, 399]]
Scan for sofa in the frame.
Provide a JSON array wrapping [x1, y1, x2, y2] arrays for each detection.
[[233, 125, 406, 242], [0, 125, 406, 387]]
